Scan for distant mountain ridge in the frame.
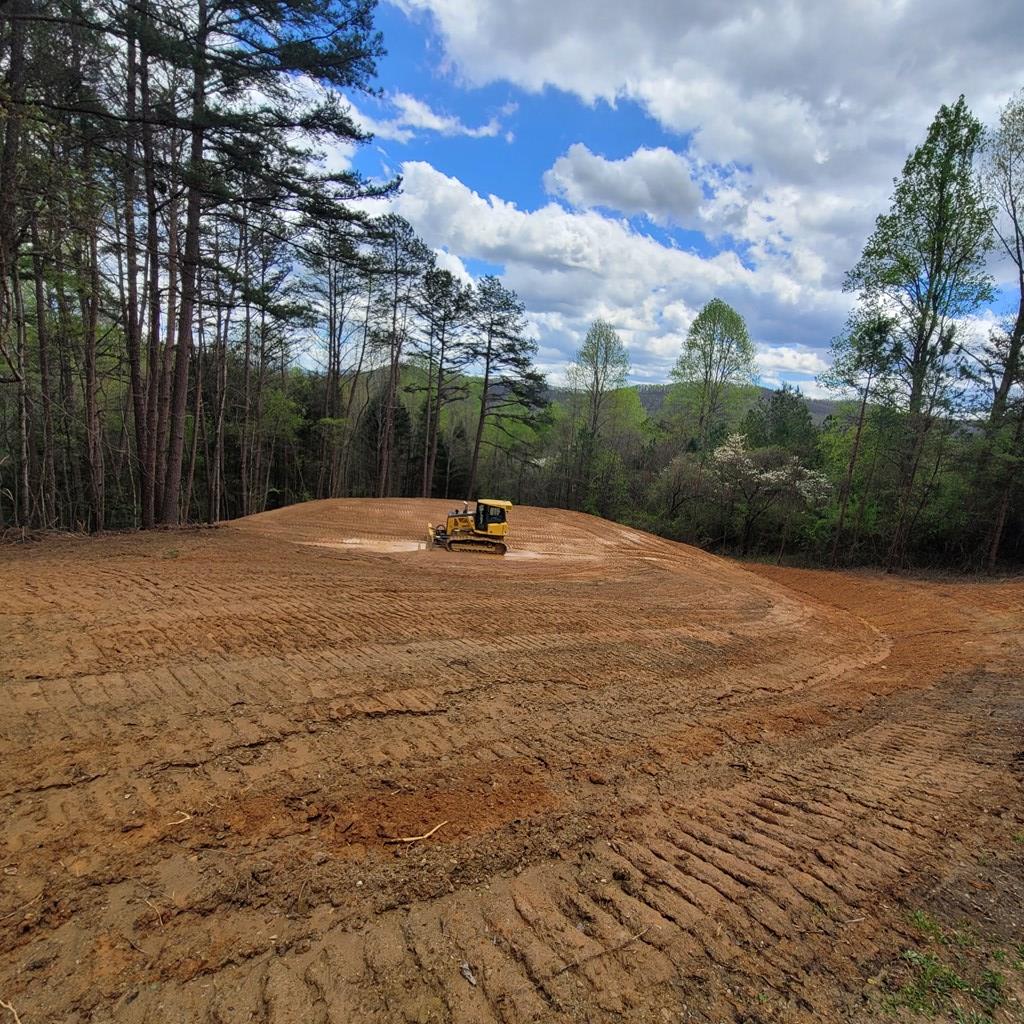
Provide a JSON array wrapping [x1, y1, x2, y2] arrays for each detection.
[[546, 382, 841, 425]]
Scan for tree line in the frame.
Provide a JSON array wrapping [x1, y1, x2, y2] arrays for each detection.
[[518, 96, 1024, 572], [0, 0, 543, 530], [1, 3, 1021, 571]]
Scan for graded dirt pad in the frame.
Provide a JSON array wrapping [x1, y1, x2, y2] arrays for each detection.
[[1, 500, 1023, 1024]]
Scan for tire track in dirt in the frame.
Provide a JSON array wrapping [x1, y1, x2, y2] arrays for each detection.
[[1, 501, 1021, 1023]]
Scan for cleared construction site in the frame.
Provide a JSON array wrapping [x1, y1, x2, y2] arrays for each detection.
[[1, 500, 1023, 1022]]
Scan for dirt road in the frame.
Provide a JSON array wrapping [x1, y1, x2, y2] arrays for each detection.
[[1, 500, 1022, 1022]]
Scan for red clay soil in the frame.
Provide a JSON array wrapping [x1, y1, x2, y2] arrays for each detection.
[[1, 499, 1022, 1023]]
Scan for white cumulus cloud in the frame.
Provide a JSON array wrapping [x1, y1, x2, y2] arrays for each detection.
[[392, 0, 1023, 314], [544, 144, 704, 225], [380, 1, 1022, 383], [755, 345, 831, 377], [389, 160, 848, 381]]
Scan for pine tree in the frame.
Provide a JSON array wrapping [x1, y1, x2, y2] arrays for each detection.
[[465, 276, 545, 497]]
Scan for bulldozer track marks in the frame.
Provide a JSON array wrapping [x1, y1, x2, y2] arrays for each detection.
[[1, 499, 1022, 1023]]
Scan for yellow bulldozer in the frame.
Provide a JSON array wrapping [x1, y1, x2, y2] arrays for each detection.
[[428, 499, 512, 555]]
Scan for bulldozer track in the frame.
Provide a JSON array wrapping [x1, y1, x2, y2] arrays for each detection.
[[446, 538, 508, 555], [1, 499, 1022, 1023]]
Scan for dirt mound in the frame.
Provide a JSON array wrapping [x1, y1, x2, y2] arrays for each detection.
[[235, 497, 721, 565], [1, 500, 1022, 1023]]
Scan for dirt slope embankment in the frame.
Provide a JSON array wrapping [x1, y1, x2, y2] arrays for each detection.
[[1, 499, 1022, 1023]]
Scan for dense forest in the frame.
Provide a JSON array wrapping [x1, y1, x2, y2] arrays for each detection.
[[0, 2, 1022, 571]]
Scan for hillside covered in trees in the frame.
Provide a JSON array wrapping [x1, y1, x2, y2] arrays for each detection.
[[0, 2, 1022, 572]]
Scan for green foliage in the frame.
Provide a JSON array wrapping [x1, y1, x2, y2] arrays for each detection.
[[821, 306, 898, 398], [846, 96, 992, 315], [708, 433, 830, 555], [568, 319, 630, 433], [0, 7, 1020, 572], [559, 321, 635, 510], [845, 96, 993, 416], [951, 1012, 994, 1024], [887, 949, 971, 1015], [974, 970, 1005, 1012], [741, 384, 818, 462], [261, 388, 302, 444], [671, 298, 756, 450], [908, 910, 947, 944], [883, 911, 1009, 1023]]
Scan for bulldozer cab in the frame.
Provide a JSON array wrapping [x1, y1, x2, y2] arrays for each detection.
[[475, 499, 508, 533]]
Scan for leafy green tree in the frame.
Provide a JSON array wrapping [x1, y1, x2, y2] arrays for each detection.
[[671, 298, 755, 451], [819, 307, 897, 565], [568, 319, 630, 443], [981, 90, 1024, 424], [846, 96, 992, 417], [410, 267, 473, 497], [845, 96, 993, 569], [566, 318, 630, 506]]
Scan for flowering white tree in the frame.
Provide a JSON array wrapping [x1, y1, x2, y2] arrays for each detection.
[[711, 434, 830, 555]]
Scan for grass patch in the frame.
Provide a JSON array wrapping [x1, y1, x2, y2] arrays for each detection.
[[952, 1011, 994, 1024], [887, 950, 971, 1015], [908, 909, 946, 944], [884, 929, 1011, 1024], [906, 909, 980, 950], [974, 969, 1004, 1012]]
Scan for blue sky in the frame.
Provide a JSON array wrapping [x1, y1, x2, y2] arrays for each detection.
[[331, 0, 1024, 394]]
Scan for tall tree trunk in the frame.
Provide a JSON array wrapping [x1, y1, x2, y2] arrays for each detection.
[[140, 28, 162, 528], [81, 224, 104, 532], [377, 256, 402, 498], [830, 374, 873, 567], [885, 415, 930, 572], [13, 267, 30, 526], [467, 335, 493, 498], [184, 305, 205, 521], [30, 221, 56, 526], [420, 324, 437, 498], [987, 403, 1024, 573], [0, 0, 27, 383], [250, 256, 268, 513], [155, 183, 180, 517], [53, 244, 83, 527], [340, 273, 372, 495], [425, 327, 447, 497], [161, 0, 207, 523], [210, 292, 229, 522], [316, 255, 336, 498], [122, 28, 149, 527], [991, 289, 1024, 425], [239, 217, 253, 517]]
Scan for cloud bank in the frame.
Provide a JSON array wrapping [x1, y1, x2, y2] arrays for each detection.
[[380, 0, 1023, 384]]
